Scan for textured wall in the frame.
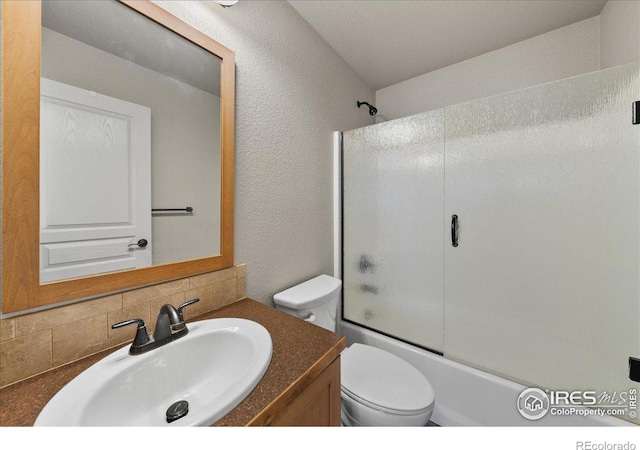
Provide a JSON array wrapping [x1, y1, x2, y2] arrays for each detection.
[[600, 0, 640, 69], [154, 1, 374, 304], [376, 17, 600, 121], [0, 1, 373, 312]]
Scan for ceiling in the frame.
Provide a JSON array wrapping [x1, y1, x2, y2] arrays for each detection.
[[288, 0, 608, 90]]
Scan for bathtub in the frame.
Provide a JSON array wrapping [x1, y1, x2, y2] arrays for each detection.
[[338, 320, 633, 427]]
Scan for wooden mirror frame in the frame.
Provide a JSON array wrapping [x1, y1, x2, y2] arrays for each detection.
[[1, 1, 235, 313]]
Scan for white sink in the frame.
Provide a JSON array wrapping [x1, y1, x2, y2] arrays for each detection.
[[35, 318, 272, 426]]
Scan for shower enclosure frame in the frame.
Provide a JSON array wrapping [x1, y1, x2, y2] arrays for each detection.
[[338, 62, 640, 426]]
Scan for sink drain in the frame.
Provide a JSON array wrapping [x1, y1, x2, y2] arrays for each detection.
[[166, 400, 189, 423]]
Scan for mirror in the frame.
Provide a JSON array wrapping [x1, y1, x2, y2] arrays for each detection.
[[1, 0, 235, 312], [40, 1, 221, 282]]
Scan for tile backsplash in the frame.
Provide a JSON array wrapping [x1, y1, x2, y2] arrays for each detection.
[[0, 264, 247, 388]]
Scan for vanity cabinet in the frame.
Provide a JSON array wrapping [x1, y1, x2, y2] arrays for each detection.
[[256, 357, 342, 426]]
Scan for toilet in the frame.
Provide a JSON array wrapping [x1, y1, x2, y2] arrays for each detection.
[[273, 274, 435, 426]]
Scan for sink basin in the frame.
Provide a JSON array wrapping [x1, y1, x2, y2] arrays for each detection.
[[35, 318, 272, 426]]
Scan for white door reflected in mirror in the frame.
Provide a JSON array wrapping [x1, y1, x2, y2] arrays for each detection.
[[40, 0, 222, 284], [40, 78, 152, 283]]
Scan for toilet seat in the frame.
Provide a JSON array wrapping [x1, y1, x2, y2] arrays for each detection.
[[341, 344, 435, 415], [341, 385, 434, 417]]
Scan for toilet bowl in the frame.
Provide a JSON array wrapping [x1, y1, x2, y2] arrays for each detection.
[[273, 275, 435, 426], [341, 343, 434, 426]]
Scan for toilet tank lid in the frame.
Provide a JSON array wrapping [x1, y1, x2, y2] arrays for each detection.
[[273, 275, 342, 310]]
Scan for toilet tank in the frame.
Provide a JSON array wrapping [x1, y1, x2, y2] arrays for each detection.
[[273, 275, 341, 332]]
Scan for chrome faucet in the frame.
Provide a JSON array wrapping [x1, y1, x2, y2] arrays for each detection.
[[112, 298, 199, 355]]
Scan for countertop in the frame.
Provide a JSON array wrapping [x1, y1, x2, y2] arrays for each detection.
[[0, 298, 346, 426]]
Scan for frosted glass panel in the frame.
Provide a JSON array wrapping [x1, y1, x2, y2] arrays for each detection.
[[444, 62, 640, 421], [343, 111, 444, 351]]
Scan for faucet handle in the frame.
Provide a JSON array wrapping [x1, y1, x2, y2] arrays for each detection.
[[177, 298, 200, 321], [111, 319, 150, 348]]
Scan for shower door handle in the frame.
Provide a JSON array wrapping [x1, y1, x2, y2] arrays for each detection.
[[451, 215, 459, 247]]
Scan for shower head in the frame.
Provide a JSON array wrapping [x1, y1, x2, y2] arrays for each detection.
[[357, 101, 377, 116]]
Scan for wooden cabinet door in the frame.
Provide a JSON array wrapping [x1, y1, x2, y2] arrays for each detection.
[[270, 357, 341, 426]]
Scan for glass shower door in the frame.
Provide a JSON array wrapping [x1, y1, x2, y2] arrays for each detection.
[[342, 110, 445, 352], [444, 63, 640, 421]]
